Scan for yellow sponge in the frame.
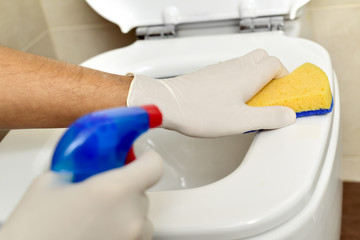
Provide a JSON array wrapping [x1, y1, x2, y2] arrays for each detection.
[[247, 63, 333, 117]]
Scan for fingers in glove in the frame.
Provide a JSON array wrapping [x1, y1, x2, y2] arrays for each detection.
[[244, 55, 289, 101], [244, 105, 296, 131], [140, 219, 154, 240], [258, 56, 289, 80], [124, 149, 163, 190], [93, 149, 163, 191], [243, 48, 269, 63]]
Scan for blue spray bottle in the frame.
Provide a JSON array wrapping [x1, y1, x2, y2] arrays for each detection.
[[51, 105, 162, 182]]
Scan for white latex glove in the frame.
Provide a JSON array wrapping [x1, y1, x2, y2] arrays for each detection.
[[0, 150, 162, 240], [127, 49, 296, 137]]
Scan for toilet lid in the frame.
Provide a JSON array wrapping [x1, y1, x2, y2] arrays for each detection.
[[85, 0, 310, 33], [0, 32, 335, 238]]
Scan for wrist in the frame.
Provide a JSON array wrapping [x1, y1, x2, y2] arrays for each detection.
[[117, 74, 134, 105], [127, 75, 180, 129]]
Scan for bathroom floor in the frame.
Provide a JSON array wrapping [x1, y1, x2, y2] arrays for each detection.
[[341, 182, 360, 239]]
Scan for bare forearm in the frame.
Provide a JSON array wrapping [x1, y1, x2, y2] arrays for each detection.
[[0, 46, 133, 129]]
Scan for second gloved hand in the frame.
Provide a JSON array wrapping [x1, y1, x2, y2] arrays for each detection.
[[127, 49, 296, 137], [0, 150, 162, 240]]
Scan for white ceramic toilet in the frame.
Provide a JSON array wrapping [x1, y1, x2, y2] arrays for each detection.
[[0, 0, 342, 239]]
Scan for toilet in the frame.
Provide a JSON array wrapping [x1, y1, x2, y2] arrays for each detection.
[[0, 0, 342, 239]]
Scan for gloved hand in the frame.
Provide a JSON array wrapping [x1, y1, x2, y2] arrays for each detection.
[[127, 49, 296, 137], [0, 150, 162, 240]]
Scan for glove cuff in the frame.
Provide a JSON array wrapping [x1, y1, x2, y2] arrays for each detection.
[[126, 75, 180, 130]]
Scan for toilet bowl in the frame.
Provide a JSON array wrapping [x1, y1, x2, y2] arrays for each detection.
[[0, 0, 342, 239]]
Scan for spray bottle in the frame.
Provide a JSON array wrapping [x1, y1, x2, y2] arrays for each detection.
[[51, 105, 162, 182]]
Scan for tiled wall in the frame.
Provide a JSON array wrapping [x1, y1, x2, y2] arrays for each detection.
[[0, 0, 55, 57], [1, 0, 360, 181], [39, 0, 136, 64], [0, 0, 135, 63]]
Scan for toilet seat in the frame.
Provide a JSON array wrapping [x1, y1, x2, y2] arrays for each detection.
[[81, 32, 335, 238]]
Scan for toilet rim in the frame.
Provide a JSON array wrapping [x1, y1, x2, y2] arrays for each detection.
[[81, 32, 336, 238]]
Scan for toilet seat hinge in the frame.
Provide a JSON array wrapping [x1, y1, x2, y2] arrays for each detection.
[[136, 24, 176, 40], [136, 16, 284, 40], [239, 16, 284, 32]]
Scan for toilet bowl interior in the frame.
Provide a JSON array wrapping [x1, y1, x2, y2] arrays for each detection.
[[135, 129, 256, 191]]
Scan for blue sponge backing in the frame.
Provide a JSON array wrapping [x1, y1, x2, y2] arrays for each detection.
[[296, 98, 334, 118]]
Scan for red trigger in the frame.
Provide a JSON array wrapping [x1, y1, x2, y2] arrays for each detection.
[[125, 147, 136, 165]]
